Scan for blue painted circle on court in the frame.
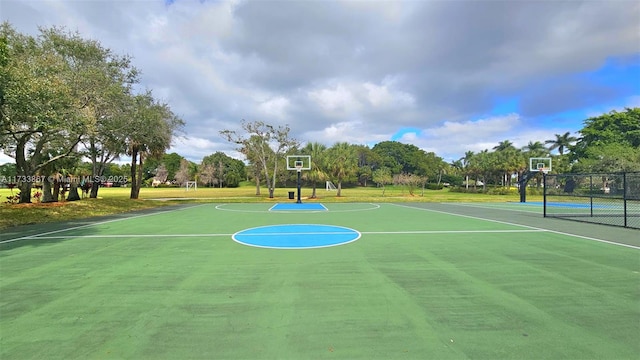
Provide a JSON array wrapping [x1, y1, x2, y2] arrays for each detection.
[[233, 224, 361, 249]]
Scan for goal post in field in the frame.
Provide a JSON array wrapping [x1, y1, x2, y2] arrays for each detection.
[[185, 181, 197, 191]]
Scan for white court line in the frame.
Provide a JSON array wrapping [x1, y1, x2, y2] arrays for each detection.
[[0, 204, 210, 245], [448, 202, 542, 214], [28, 229, 544, 240], [389, 203, 640, 250], [22, 234, 233, 239], [216, 203, 380, 213], [362, 229, 545, 234]]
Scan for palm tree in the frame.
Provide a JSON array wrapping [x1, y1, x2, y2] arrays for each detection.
[[461, 151, 474, 189], [325, 142, 357, 197], [545, 132, 577, 155], [493, 140, 515, 152], [492, 141, 521, 187], [301, 142, 328, 198], [522, 141, 547, 156]]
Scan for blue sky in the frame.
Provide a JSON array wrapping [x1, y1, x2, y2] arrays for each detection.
[[1, 0, 638, 165]]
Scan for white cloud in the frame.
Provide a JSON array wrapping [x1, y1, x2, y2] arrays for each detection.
[[169, 136, 231, 163], [308, 83, 360, 116], [303, 121, 387, 146], [257, 96, 291, 120], [397, 114, 519, 160], [307, 80, 415, 121], [363, 82, 415, 108], [0, 0, 636, 165]]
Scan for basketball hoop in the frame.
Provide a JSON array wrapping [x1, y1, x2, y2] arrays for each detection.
[[530, 157, 551, 174], [286, 155, 311, 204]]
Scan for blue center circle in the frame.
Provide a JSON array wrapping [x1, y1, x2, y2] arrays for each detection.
[[233, 224, 361, 249]]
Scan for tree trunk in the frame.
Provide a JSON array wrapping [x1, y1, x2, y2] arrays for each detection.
[[42, 176, 55, 203], [90, 181, 100, 198], [53, 178, 61, 201], [136, 153, 144, 197], [268, 175, 275, 199], [90, 158, 103, 198], [254, 174, 260, 195], [18, 181, 32, 204], [67, 181, 81, 201], [15, 136, 33, 203], [336, 181, 342, 197], [130, 147, 139, 199], [311, 182, 317, 199]]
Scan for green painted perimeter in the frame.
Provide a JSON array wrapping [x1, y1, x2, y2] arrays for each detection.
[[1, 203, 638, 359]]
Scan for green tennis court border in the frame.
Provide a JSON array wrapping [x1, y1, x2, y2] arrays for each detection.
[[1, 202, 638, 359]]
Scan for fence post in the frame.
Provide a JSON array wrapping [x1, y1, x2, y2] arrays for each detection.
[[543, 173, 547, 217], [623, 172, 627, 228], [589, 175, 594, 217]]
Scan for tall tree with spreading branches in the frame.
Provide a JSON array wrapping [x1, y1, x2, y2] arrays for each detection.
[[0, 23, 88, 203], [220, 120, 298, 198]]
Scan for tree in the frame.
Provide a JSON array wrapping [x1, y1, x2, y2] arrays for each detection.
[[161, 153, 184, 182], [198, 163, 216, 187], [353, 144, 380, 187], [572, 143, 640, 173], [42, 26, 140, 199], [199, 152, 246, 188], [153, 164, 169, 184], [393, 173, 426, 196], [301, 142, 328, 198], [372, 141, 415, 174], [371, 141, 404, 174], [545, 132, 577, 155], [0, 23, 88, 203], [325, 142, 358, 197], [372, 167, 392, 196], [126, 91, 183, 199], [493, 140, 515, 152], [144, 152, 184, 185], [461, 151, 474, 189], [522, 141, 548, 157], [492, 141, 523, 188], [571, 108, 640, 172], [174, 158, 191, 186], [0, 163, 16, 179], [220, 120, 298, 198]]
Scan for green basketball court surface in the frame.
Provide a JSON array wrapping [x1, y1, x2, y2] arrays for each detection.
[[1, 202, 638, 359]]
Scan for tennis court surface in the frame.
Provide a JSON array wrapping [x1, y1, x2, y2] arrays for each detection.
[[1, 202, 638, 359]]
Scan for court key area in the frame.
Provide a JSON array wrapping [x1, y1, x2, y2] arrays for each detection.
[[1, 202, 638, 359]]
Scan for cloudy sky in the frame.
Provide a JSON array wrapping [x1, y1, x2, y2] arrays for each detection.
[[1, 0, 639, 165]]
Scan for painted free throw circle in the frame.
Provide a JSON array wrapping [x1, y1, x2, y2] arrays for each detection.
[[233, 224, 361, 249]]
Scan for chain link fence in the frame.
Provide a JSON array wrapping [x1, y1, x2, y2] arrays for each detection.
[[544, 172, 640, 229]]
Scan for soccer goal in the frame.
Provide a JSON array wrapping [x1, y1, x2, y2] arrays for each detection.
[[326, 181, 337, 191], [185, 181, 197, 191]]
